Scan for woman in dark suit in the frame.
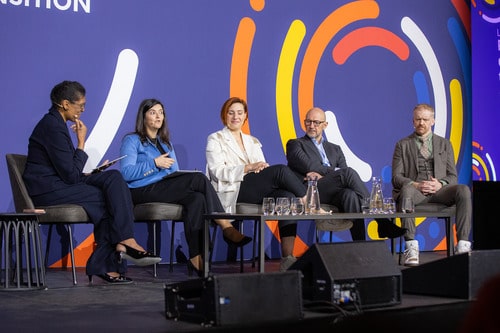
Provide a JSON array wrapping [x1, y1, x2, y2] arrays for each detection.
[[23, 80, 160, 284]]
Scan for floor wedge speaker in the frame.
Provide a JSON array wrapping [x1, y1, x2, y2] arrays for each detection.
[[402, 250, 500, 299], [165, 271, 303, 327], [289, 241, 402, 309]]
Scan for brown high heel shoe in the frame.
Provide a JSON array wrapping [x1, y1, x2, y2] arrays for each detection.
[[222, 226, 252, 246]]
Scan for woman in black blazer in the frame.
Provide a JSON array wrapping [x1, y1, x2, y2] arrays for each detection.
[[23, 80, 160, 284]]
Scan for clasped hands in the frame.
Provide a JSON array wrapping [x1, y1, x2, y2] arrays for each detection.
[[155, 153, 175, 169], [415, 177, 442, 195], [305, 171, 323, 180], [246, 161, 269, 174]]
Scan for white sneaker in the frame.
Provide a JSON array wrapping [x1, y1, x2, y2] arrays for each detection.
[[315, 219, 353, 231], [455, 240, 472, 254], [279, 255, 297, 272], [404, 240, 419, 266]]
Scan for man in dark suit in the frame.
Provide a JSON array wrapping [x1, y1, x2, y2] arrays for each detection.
[[286, 107, 405, 241], [392, 103, 471, 266]]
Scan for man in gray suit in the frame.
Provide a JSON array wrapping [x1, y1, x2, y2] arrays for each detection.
[[286, 107, 406, 241], [392, 103, 472, 266]]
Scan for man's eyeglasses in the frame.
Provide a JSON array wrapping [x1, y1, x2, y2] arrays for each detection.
[[304, 119, 325, 126], [70, 101, 86, 110]]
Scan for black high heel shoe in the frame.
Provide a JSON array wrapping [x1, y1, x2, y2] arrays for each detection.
[[118, 243, 162, 266], [222, 227, 252, 246], [187, 260, 203, 278], [88, 273, 133, 285]]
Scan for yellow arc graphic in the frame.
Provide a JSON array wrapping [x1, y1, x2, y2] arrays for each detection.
[[276, 20, 306, 153]]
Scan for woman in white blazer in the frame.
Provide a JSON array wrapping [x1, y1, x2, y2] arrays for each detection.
[[206, 97, 307, 271]]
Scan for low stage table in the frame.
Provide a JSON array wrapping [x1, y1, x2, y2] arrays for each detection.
[[203, 210, 456, 277]]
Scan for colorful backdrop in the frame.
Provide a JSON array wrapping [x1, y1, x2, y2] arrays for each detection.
[[471, 1, 500, 182], [0, 0, 475, 266]]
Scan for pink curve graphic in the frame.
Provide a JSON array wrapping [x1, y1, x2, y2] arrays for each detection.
[[332, 26, 410, 65]]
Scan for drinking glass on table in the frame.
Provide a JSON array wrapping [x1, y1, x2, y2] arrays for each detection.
[[275, 197, 290, 216], [290, 197, 304, 216], [383, 198, 396, 214], [361, 197, 370, 214], [262, 197, 275, 216]]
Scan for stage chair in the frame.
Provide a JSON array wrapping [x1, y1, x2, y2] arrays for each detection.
[[133, 202, 183, 277], [235, 203, 263, 270], [206, 202, 260, 273], [6, 153, 91, 286]]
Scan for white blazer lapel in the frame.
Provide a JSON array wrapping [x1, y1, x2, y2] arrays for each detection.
[[242, 132, 265, 163], [221, 127, 247, 162]]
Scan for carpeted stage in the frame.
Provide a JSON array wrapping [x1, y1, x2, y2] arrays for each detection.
[[0, 250, 483, 333]]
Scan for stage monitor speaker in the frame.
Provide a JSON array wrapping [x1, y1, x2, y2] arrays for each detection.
[[402, 250, 500, 299], [473, 181, 500, 249], [164, 271, 303, 327], [289, 241, 402, 308]]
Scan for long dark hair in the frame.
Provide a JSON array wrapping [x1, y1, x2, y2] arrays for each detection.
[[134, 98, 171, 148]]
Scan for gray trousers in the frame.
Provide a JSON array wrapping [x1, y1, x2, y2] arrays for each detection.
[[397, 183, 472, 242]]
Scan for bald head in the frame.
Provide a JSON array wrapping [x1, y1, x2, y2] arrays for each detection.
[[304, 107, 328, 142]]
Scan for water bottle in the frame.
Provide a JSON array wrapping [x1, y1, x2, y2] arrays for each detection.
[[369, 176, 384, 213], [304, 177, 321, 214]]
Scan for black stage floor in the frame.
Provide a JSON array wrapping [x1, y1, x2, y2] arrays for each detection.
[[0, 251, 474, 333]]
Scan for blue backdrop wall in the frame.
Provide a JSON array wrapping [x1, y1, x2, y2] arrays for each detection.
[[0, 0, 473, 266]]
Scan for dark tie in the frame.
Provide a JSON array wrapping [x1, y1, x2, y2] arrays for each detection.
[[419, 136, 430, 159]]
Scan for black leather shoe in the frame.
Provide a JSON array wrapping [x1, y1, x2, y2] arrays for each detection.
[[377, 219, 407, 239], [118, 243, 162, 266], [88, 273, 133, 285]]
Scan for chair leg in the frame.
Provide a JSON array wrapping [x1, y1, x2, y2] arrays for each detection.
[[153, 222, 158, 277], [238, 220, 244, 273], [208, 224, 217, 271], [44, 224, 53, 269], [237, 220, 260, 272], [66, 224, 77, 285], [169, 221, 176, 273], [251, 219, 258, 268], [44, 224, 76, 285], [226, 221, 240, 262]]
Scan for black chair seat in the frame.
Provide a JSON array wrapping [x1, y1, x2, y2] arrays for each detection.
[[36, 205, 90, 223], [134, 202, 183, 221]]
